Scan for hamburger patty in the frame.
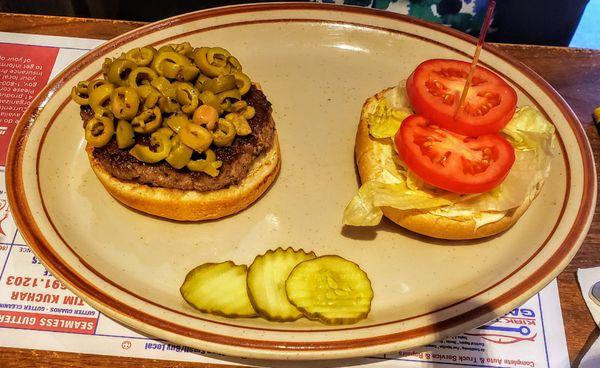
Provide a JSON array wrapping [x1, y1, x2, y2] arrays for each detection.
[[84, 85, 275, 191]]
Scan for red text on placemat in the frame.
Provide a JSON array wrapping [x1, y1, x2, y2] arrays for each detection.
[[0, 43, 59, 165], [0, 310, 96, 334]]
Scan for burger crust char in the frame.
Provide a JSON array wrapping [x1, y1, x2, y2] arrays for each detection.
[[355, 87, 542, 240]]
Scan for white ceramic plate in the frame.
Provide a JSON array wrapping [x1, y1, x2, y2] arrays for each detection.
[[6, 3, 596, 360]]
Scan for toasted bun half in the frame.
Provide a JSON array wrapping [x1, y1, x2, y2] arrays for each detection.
[[355, 87, 541, 240], [86, 135, 280, 221]]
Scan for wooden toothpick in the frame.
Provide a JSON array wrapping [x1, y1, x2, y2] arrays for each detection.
[[455, 0, 496, 117]]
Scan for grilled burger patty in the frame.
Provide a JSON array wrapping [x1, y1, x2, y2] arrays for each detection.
[[82, 85, 275, 192]]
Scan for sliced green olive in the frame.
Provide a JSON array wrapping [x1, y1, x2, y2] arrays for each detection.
[[230, 100, 245, 111], [198, 90, 222, 114], [101, 58, 113, 79], [110, 86, 140, 120], [150, 76, 176, 98], [243, 106, 256, 120], [178, 65, 200, 82], [88, 79, 112, 94], [213, 118, 236, 146], [165, 113, 190, 133], [157, 45, 175, 54], [89, 84, 115, 113], [156, 51, 190, 66], [159, 60, 181, 79], [206, 47, 231, 67], [217, 88, 242, 103], [127, 67, 157, 89], [156, 58, 198, 81], [227, 56, 242, 72], [175, 82, 199, 114], [74, 80, 89, 93], [194, 74, 210, 90], [116, 119, 135, 149], [233, 72, 251, 96], [151, 51, 191, 79], [107, 59, 137, 86], [70, 81, 89, 105], [85, 116, 115, 148], [125, 46, 155, 66], [193, 47, 227, 78], [231, 100, 255, 119], [131, 106, 162, 134], [93, 106, 114, 120], [187, 149, 222, 177], [173, 42, 193, 57], [221, 99, 232, 113], [217, 89, 241, 111], [180, 123, 212, 152], [158, 96, 180, 114], [137, 85, 161, 108], [225, 113, 252, 136], [129, 131, 172, 164], [155, 126, 175, 138], [201, 74, 236, 94], [166, 135, 193, 169]]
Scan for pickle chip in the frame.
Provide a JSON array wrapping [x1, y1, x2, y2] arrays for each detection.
[[285, 255, 373, 325], [180, 261, 257, 318], [247, 247, 316, 322]]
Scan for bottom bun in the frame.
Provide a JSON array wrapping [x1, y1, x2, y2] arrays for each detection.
[[87, 136, 280, 221], [355, 87, 541, 240], [379, 201, 536, 240]]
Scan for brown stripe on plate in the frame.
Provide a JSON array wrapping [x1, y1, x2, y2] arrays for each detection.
[[33, 18, 574, 331], [6, 3, 595, 354]]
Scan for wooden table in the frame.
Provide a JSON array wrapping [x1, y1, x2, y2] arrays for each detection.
[[1, 11, 599, 368]]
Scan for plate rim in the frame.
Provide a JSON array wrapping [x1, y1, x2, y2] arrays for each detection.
[[5, 2, 597, 360], [28, 18, 579, 333]]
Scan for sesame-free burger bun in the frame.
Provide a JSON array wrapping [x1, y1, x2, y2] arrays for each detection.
[[86, 135, 280, 221], [355, 87, 541, 240]]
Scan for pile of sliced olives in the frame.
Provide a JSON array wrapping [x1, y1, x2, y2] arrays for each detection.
[[72, 42, 255, 177]]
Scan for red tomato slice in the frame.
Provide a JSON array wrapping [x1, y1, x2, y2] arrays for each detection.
[[406, 59, 517, 136], [395, 115, 515, 194]]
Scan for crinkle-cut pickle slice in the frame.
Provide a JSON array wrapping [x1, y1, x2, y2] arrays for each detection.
[[285, 255, 373, 325], [180, 261, 257, 318], [247, 247, 316, 321]]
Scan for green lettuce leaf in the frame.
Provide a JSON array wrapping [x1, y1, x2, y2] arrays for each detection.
[[343, 181, 455, 226], [454, 150, 546, 211], [343, 99, 557, 226], [455, 107, 557, 211], [367, 99, 411, 139], [343, 182, 384, 226], [373, 182, 455, 209], [502, 106, 556, 153]]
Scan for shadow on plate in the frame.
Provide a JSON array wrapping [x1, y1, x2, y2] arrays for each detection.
[[341, 217, 504, 246]]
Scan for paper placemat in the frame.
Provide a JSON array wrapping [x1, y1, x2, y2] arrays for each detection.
[[0, 31, 570, 368]]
